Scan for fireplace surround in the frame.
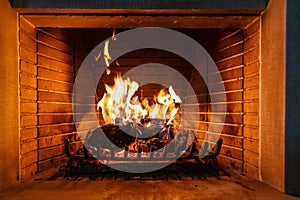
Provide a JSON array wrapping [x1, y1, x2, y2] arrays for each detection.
[[1, 0, 300, 196]]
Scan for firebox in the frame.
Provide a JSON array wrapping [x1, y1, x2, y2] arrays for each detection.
[[1, 1, 267, 185], [18, 18, 261, 182]]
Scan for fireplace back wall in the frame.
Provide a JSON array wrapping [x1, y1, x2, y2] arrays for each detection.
[[18, 15, 261, 181]]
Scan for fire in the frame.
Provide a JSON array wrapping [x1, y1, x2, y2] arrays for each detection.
[[112, 29, 117, 41], [94, 29, 116, 75], [104, 29, 117, 75], [97, 74, 181, 126], [104, 40, 111, 68], [97, 29, 181, 127]]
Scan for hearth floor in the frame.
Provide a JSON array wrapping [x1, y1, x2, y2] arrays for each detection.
[[0, 168, 299, 200]]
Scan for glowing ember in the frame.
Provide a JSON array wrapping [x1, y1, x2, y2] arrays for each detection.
[[97, 74, 181, 126], [106, 68, 111, 75]]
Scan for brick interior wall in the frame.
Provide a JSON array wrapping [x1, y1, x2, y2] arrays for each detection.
[[19, 16, 38, 180], [19, 24, 260, 180]]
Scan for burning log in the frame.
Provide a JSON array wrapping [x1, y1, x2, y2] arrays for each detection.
[[85, 124, 136, 150], [84, 120, 191, 160]]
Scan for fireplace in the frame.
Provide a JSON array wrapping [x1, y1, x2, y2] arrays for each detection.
[[1, 0, 300, 197], [18, 17, 261, 179]]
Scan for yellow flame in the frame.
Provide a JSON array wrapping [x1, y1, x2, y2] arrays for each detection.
[[169, 86, 182, 103], [97, 75, 181, 125], [106, 68, 111, 75], [104, 40, 111, 67], [112, 29, 117, 41]]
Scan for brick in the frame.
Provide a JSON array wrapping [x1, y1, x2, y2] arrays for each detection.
[[20, 127, 37, 141], [38, 55, 74, 73], [244, 138, 259, 154], [20, 45, 36, 63], [38, 67, 74, 83], [244, 162, 259, 180], [40, 28, 69, 42], [20, 87, 37, 101], [244, 18, 260, 39], [244, 150, 259, 167], [38, 145, 65, 161], [37, 31, 73, 54], [244, 47, 259, 64], [20, 73, 37, 88], [216, 30, 243, 51], [208, 67, 242, 83], [20, 60, 37, 75], [220, 135, 243, 148], [38, 133, 74, 148], [52, 92, 84, 103], [244, 61, 260, 76], [220, 145, 243, 160], [198, 90, 243, 103], [225, 102, 243, 113], [244, 32, 260, 51], [224, 113, 243, 124], [244, 114, 259, 126], [38, 43, 73, 64], [38, 102, 73, 113], [214, 43, 243, 62], [20, 31, 36, 51], [244, 101, 259, 113], [218, 155, 243, 171], [38, 113, 73, 125], [244, 74, 259, 88], [21, 163, 37, 181], [38, 79, 73, 93], [222, 124, 243, 136], [244, 88, 259, 100], [188, 112, 243, 124], [244, 126, 259, 140], [21, 139, 37, 155], [216, 55, 243, 70], [20, 151, 37, 168], [38, 124, 75, 137], [38, 155, 66, 172], [20, 16, 36, 37], [225, 91, 243, 101], [21, 115, 37, 127], [20, 101, 37, 113]]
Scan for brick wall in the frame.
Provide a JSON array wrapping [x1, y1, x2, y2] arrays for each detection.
[[18, 27, 261, 180], [36, 28, 77, 172], [19, 16, 38, 180], [185, 29, 244, 172], [183, 23, 261, 180], [243, 18, 260, 179]]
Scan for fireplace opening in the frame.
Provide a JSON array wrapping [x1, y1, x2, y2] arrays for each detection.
[[19, 17, 260, 180]]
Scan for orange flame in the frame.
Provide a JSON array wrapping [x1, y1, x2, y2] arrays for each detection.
[[112, 29, 117, 41]]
